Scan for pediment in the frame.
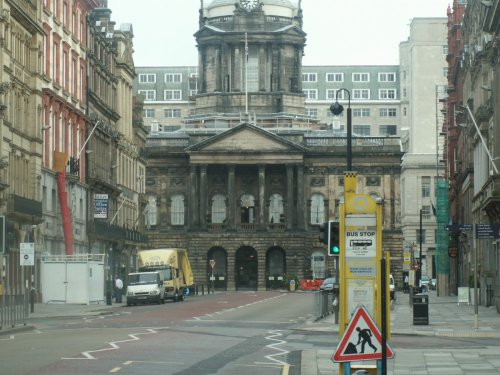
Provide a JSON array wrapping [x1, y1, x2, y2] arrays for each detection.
[[187, 122, 307, 154]]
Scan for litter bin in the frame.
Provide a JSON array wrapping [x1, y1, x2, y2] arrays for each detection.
[[413, 293, 428, 325]]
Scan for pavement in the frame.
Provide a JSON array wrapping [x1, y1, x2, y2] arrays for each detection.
[[300, 290, 500, 375], [2, 291, 500, 374]]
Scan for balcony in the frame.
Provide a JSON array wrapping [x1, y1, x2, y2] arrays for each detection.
[[7, 194, 43, 223], [87, 220, 147, 243]]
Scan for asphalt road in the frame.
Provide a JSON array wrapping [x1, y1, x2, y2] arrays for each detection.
[[1, 291, 498, 375], [0, 291, 317, 375]]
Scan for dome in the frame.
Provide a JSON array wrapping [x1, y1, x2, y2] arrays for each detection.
[[206, 0, 297, 10], [205, 0, 298, 18]]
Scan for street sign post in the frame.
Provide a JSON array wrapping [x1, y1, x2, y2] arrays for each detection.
[[336, 172, 391, 375], [333, 305, 394, 363], [20, 242, 35, 266]]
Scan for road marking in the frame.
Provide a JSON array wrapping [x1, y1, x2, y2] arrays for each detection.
[[254, 330, 290, 367], [61, 329, 158, 360], [189, 294, 287, 321], [123, 360, 184, 365], [185, 319, 291, 324]]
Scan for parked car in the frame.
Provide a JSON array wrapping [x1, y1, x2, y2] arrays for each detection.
[[420, 275, 431, 292], [389, 274, 395, 300], [319, 277, 338, 291]]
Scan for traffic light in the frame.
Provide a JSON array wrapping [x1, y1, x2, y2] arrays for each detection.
[[328, 220, 340, 256], [318, 222, 328, 244]]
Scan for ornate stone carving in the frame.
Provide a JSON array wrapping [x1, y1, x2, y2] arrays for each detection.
[[366, 176, 381, 186], [170, 177, 185, 187], [310, 177, 325, 186]]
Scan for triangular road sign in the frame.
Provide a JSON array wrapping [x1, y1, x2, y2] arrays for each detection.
[[332, 305, 394, 363]]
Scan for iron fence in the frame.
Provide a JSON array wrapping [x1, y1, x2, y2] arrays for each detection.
[[0, 293, 28, 330]]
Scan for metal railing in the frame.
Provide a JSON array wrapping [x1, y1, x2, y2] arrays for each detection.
[[0, 293, 28, 330], [314, 290, 336, 319]]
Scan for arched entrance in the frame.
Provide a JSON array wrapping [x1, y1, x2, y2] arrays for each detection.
[[207, 247, 227, 291], [235, 246, 258, 290], [266, 247, 286, 290]]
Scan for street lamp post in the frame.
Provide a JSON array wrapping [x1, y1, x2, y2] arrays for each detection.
[[418, 208, 423, 289], [330, 89, 352, 171]]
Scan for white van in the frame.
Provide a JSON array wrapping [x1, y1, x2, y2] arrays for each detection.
[[126, 271, 165, 306]]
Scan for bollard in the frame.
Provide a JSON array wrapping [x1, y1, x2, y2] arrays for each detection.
[[30, 288, 35, 313], [106, 290, 112, 305], [486, 284, 492, 307]]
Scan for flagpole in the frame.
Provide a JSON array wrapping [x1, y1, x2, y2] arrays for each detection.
[[245, 32, 248, 118]]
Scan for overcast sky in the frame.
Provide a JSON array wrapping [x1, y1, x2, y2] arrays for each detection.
[[107, 0, 450, 67]]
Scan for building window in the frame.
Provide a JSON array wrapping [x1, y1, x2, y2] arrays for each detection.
[[164, 90, 182, 100], [144, 108, 155, 118], [326, 72, 343, 82], [139, 74, 156, 83], [165, 73, 182, 83], [422, 176, 431, 198], [171, 194, 185, 225], [353, 125, 371, 135], [378, 72, 396, 82], [269, 194, 284, 224], [302, 73, 317, 82], [379, 125, 397, 136], [305, 108, 317, 117], [352, 89, 370, 99], [352, 72, 369, 82], [326, 89, 345, 100], [353, 108, 370, 117], [138, 90, 156, 101], [146, 196, 157, 227], [240, 194, 255, 224], [164, 109, 181, 118], [310, 193, 325, 225], [379, 89, 396, 99], [379, 108, 397, 117], [421, 205, 432, 218], [303, 89, 317, 99], [211, 194, 226, 224]]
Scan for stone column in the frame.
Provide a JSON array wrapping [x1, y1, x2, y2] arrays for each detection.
[[200, 165, 208, 229], [258, 165, 266, 230], [296, 164, 305, 230], [227, 165, 236, 230], [234, 46, 242, 92], [258, 44, 266, 91], [227, 252, 235, 290], [215, 45, 222, 92], [278, 44, 284, 91], [190, 165, 198, 229], [258, 251, 266, 291], [286, 164, 294, 230]]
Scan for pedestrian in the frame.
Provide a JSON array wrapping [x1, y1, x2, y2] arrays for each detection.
[[115, 276, 123, 303], [404, 274, 409, 293], [356, 327, 377, 353]]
